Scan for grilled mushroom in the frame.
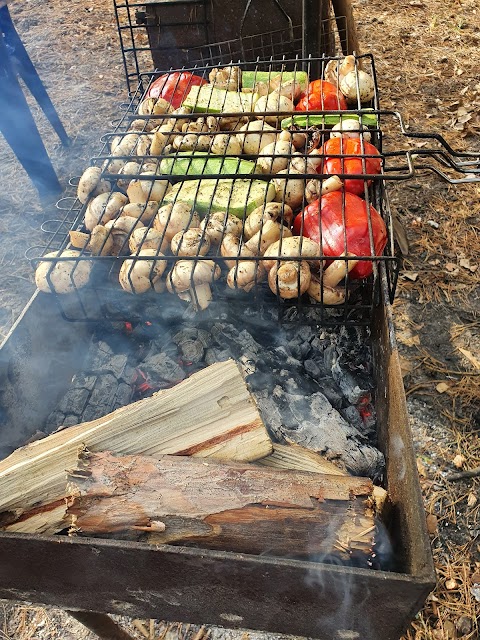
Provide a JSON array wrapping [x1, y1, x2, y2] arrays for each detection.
[[88, 225, 114, 256], [322, 254, 359, 287], [129, 227, 170, 254], [35, 250, 93, 294], [256, 140, 293, 174], [268, 260, 311, 299], [307, 273, 346, 305], [77, 166, 110, 205], [104, 216, 144, 255], [171, 228, 211, 257], [263, 237, 322, 272], [85, 192, 128, 231], [119, 249, 167, 294], [167, 260, 221, 310], [200, 211, 243, 246], [120, 201, 159, 225], [244, 220, 291, 256], [154, 202, 201, 243], [227, 260, 266, 292], [244, 202, 293, 240], [272, 169, 306, 210], [220, 233, 255, 269], [236, 120, 277, 154]]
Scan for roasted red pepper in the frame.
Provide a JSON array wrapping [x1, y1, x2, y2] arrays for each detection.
[[147, 72, 207, 109], [319, 137, 382, 196], [295, 79, 347, 111], [292, 191, 387, 279]]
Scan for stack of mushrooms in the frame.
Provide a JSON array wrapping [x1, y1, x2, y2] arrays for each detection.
[[34, 57, 380, 312]]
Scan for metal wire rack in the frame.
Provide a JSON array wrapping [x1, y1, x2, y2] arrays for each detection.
[[28, 53, 480, 325], [114, 0, 342, 93]]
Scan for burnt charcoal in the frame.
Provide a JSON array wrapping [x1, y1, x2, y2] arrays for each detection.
[[303, 358, 326, 380], [288, 340, 312, 361], [314, 377, 344, 409], [62, 415, 80, 427], [71, 374, 97, 391], [340, 405, 373, 435], [114, 382, 133, 408], [323, 344, 339, 371], [89, 340, 115, 370], [297, 324, 317, 343], [204, 347, 232, 366], [331, 359, 369, 405], [44, 410, 66, 433], [172, 328, 198, 345], [179, 339, 204, 363], [120, 364, 136, 384], [196, 328, 213, 349], [107, 354, 129, 379], [81, 404, 112, 423], [57, 387, 91, 417], [141, 353, 186, 384], [245, 370, 276, 394], [89, 374, 119, 410]]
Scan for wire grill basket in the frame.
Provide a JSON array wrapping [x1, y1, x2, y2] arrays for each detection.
[[29, 52, 480, 325]]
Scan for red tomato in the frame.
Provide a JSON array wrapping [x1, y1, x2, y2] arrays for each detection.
[[147, 72, 207, 109], [295, 80, 347, 111], [292, 191, 387, 279], [319, 138, 382, 196]]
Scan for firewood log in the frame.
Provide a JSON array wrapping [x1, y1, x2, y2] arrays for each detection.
[[0, 360, 272, 535], [65, 449, 379, 562]]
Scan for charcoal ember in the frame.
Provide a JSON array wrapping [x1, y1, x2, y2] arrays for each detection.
[[204, 347, 232, 366], [179, 339, 204, 364], [340, 405, 376, 436], [303, 358, 326, 379], [141, 353, 186, 384], [44, 410, 66, 433], [89, 340, 115, 370], [71, 374, 96, 391], [57, 387, 91, 417], [172, 328, 198, 345], [106, 354, 129, 379], [196, 328, 213, 349], [89, 374, 119, 410], [81, 404, 112, 423], [331, 358, 370, 405], [114, 382, 134, 408], [258, 385, 384, 477], [120, 364, 137, 385], [62, 415, 80, 427]]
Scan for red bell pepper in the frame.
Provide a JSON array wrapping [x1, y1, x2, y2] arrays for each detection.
[[292, 191, 387, 279], [147, 72, 207, 109], [295, 79, 347, 111], [319, 137, 382, 196]]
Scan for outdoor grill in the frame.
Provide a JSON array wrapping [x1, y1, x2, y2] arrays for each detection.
[[3, 2, 480, 638]]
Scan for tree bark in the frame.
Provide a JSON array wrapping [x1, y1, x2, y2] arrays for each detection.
[[0, 360, 272, 535], [66, 450, 378, 562]]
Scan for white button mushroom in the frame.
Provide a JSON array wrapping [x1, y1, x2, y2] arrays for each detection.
[[256, 140, 293, 175], [263, 237, 323, 272], [227, 261, 266, 293], [85, 192, 128, 231], [244, 202, 293, 240], [272, 169, 306, 210], [119, 249, 167, 294], [268, 260, 311, 299], [128, 227, 170, 254], [330, 119, 372, 142], [167, 259, 221, 310], [171, 228, 211, 257], [77, 166, 111, 205], [254, 93, 294, 126], [200, 211, 243, 246], [154, 202, 201, 243], [236, 120, 278, 155], [35, 250, 93, 294], [339, 70, 375, 104]]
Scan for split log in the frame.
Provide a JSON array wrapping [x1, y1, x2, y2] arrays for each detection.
[[66, 450, 379, 562], [0, 360, 272, 535]]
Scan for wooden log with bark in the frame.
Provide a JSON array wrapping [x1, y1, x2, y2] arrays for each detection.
[[0, 360, 272, 535], [65, 449, 379, 562]]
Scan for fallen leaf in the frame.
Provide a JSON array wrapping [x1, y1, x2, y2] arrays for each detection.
[[399, 355, 414, 377], [445, 262, 457, 272], [471, 571, 480, 584], [453, 453, 465, 468], [403, 271, 419, 281], [457, 347, 480, 370], [426, 513, 438, 535], [417, 458, 428, 477], [445, 578, 457, 590], [436, 382, 450, 394], [467, 493, 477, 508]]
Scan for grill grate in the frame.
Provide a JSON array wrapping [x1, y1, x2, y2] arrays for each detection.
[[28, 53, 480, 325]]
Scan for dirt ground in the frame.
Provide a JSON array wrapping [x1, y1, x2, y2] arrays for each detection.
[[0, 0, 479, 639]]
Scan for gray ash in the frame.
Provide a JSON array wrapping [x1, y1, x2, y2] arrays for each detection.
[[45, 301, 384, 479]]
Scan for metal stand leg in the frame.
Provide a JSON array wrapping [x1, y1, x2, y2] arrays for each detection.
[[0, 5, 69, 146], [329, 0, 361, 56], [66, 610, 137, 640], [0, 35, 61, 198]]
